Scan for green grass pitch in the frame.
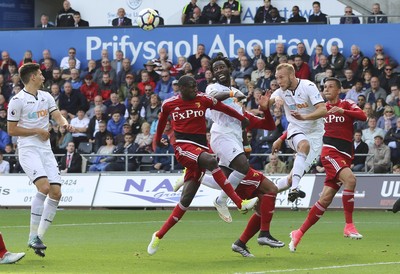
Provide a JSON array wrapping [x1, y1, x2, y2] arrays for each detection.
[[0, 209, 399, 273]]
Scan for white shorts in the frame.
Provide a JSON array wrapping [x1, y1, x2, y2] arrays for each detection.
[[18, 146, 61, 184], [210, 133, 243, 168], [287, 132, 323, 172]]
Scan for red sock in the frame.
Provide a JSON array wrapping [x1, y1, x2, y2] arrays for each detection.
[[157, 203, 187, 239], [0, 233, 7, 258], [239, 213, 261, 244], [260, 193, 276, 232], [342, 189, 354, 224], [299, 201, 326, 234], [211, 168, 242, 208]]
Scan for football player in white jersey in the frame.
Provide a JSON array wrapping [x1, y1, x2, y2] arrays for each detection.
[[205, 55, 253, 217], [269, 63, 327, 202], [7, 63, 74, 257]]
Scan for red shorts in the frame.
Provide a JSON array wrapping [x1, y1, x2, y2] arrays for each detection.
[[235, 168, 264, 199], [173, 142, 207, 183], [321, 146, 352, 190]]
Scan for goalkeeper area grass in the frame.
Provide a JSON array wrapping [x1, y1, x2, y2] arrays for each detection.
[[0, 209, 399, 273]]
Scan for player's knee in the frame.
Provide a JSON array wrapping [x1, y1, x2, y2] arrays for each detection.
[[297, 140, 310, 154], [50, 192, 62, 201], [319, 194, 333, 207], [344, 175, 357, 189]]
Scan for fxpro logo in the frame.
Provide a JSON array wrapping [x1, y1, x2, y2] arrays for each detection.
[[114, 179, 206, 203]]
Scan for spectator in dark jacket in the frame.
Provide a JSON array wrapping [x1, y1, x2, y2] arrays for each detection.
[[56, 0, 76, 27], [152, 134, 174, 171]]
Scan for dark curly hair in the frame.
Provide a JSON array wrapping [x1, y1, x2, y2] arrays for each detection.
[[209, 53, 233, 75]]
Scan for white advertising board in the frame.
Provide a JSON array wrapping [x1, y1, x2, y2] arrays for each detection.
[[0, 175, 99, 207], [92, 174, 316, 208]]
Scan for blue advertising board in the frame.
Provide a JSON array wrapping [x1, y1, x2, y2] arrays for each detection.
[[0, 0, 34, 28], [0, 24, 399, 72]]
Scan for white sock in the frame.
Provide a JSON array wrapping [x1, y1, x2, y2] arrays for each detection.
[[30, 192, 46, 240], [217, 170, 246, 205], [291, 152, 307, 189], [276, 176, 291, 192], [38, 198, 59, 240], [201, 174, 221, 190]]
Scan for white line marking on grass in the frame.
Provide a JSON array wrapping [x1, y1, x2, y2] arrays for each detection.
[[235, 261, 400, 273]]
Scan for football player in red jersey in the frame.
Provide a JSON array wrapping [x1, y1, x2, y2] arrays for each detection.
[[288, 77, 367, 252], [147, 75, 259, 255]]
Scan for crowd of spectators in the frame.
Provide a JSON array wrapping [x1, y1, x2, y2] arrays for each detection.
[[35, 1, 390, 28], [0, 1, 398, 174]]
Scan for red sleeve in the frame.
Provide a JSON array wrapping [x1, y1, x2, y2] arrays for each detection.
[[155, 105, 170, 143], [343, 109, 367, 121], [244, 109, 276, 130], [212, 100, 245, 121], [279, 131, 288, 141]]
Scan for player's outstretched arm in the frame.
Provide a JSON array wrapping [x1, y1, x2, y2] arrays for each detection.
[[292, 102, 327, 121], [212, 100, 246, 122]]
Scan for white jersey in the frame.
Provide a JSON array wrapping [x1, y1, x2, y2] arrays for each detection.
[[271, 79, 324, 137], [206, 83, 243, 141], [7, 89, 57, 149]]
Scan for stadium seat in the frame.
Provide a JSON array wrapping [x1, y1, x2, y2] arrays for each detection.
[[77, 142, 93, 154]]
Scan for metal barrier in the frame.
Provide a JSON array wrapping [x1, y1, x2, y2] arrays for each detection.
[[3, 152, 378, 173]]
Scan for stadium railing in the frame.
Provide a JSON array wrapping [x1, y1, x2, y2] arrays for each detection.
[[3, 152, 379, 173]]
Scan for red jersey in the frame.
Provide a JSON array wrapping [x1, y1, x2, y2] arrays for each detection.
[[323, 99, 367, 155], [156, 93, 245, 148]]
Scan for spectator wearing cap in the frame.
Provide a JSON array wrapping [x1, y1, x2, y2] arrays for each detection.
[[80, 74, 100, 105], [115, 122, 132, 144], [105, 92, 126, 118], [171, 80, 180, 95], [154, 70, 174, 101], [142, 60, 160, 83], [366, 134, 391, 173], [153, 134, 174, 171], [70, 109, 90, 147], [116, 58, 134, 87], [118, 73, 136, 103], [107, 111, 125, 137], [126, 109, 145, 136], [137, 71, 156, 95]]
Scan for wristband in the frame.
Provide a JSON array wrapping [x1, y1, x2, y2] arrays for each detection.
[[244, 145, 252, 153], [230, 90, 234, 97]]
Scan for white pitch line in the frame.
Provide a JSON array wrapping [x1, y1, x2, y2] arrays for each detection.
[[235, 261, 400, 273]]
